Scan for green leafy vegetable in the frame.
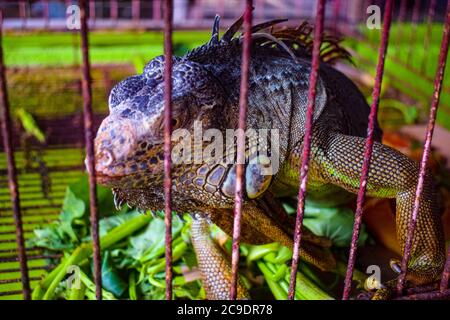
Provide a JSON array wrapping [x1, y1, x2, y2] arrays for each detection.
[[16, 108, 46, 143]]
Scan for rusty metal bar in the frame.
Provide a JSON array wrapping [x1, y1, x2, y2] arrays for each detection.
[[89, 0, 96, 28], [43, 0, 49, 29], [287, 0, 325, 301], [19, 0, 26, 29], [333, 0, 340, 35], [420, 0, 437, 73], [111, 0, 118, 21], [163, 0, 174, 301], [230, 0, 253, 301], [342, 0, 393, 300], [395, 288, 450, 300], [153, 0, 161, 21], [0, 265, 55, 274], [79, 0, 102, 300], [395, 0, 407, 48], [132, 0, 140, 22], [406, 0, 422, 65], [0, 277, 41, 285], [0, 10, 31, 300], [218, 0, 226, 18], [256, 0, 264, 20], [397, 1, 450, 296]]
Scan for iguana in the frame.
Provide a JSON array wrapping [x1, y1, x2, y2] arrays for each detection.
[[92, 15, 445, 300]]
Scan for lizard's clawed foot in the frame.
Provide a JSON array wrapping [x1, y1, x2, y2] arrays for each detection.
[[368, 258, 442, 300]]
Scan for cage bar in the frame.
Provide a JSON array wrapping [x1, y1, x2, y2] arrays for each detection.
[[163, 0, 174, 301], [132, 0, 140, 22], [420, 0, 437, 73], [0, 10, 31, 300], [406, 0, 422, 65], [230, 0, 253, 301], [19, 0, 26, 29], [111, 0, 118, 21], [153, 0, 161, 21], [333, 0, 340, 34], [342, 0, 393, 300], [398, 1, 450, 296], [395, 1, 450, 296], [43, 0, 49, 29], [79, 0, 102, 300], [395, 0, 407, 49], [287, 0, 326, 301]]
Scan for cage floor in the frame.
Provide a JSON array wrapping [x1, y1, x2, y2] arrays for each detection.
[[0, 146, 85, 299]]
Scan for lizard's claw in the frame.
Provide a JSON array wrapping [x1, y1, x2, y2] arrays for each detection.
[[367, 259, 401, 300], [371, 280, 395, 300]]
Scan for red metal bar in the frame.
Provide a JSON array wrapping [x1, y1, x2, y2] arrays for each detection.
[[287, 0, 325, 301], [132, 0, 140, 22], [406, 0, 422, 65], [396, 0, 407, 48], [256, 0, 265, 20], [0, 10, 31, 300], [153, 0, 161, 21], [79, 0, 102, 300], [89, 0, 96, 28], [342, 0, 393, 300], [230, 0, 253, 300], [294, 0, 301, 17], [333, 0, 340, 35], [43, 0, 50, 29], [218, 0, 226, 18], [395, 288, 450, 300], [111, 0, 118, 21], [19, 0, 26, 29], [163, 0, 174, 301], [420, 0, 437, 73], [398, 1, 450, 296]]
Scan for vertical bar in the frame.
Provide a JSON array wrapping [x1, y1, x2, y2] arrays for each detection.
[[396, 0, 407, 49], [132, 0, 140, 22], [153, 0, 161, 21], [230, 0, 253, 301], [256, 0, 264, 20], [111, 0, 118, 21], [19, 0, 26, 29], [218, 0, 226, 18], [0, 11, 31, 300], [342, 0, 393, 300], [333, 0, 340, 35], [287, 0, 326, 301], [89, 0, 95, 28], [420, 0, 437, 73], [406, 0, 422, 64], [43, 0, 50, 29], [163, 0, 174, 301], [397, 2, 449, 295], [193, 0, 204, 21], [79, 0, 102, 300], [295, 0, 301, 18]]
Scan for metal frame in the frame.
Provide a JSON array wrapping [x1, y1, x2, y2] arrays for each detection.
[[0, 0, 449, 300]]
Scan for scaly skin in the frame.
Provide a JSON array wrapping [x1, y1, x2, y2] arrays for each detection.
[[190, 214, 248, 299], [92, 15, 445, 299]]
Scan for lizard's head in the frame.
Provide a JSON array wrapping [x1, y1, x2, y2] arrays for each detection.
[[92, 55, 225, 192]]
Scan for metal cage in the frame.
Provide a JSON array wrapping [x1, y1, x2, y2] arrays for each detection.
[[0, 0, 449, 300]]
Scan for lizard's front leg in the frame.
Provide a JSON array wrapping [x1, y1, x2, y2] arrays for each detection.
[[313, 131, 445, 296], [190, 214, 249, 300]]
